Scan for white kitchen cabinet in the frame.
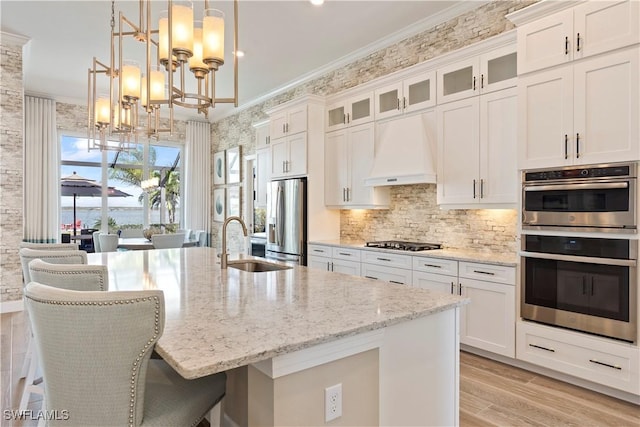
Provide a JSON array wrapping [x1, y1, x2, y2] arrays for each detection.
[[326, 91, 374, 132], [515, 0, 640, 75], [374, 70, 436, 120], [325, 123, 390, 209], [270, 132, 307, 179], [255, 147, 270, 208], [361, 250, 413, 285], [437, 44, 517, 104], [307, 244, 361, 276], [517, 320, 640, 395], [270, 104, 308, 140], [458, 262, 516, 358], [255, 122, 270, 150], [518, 48, 639, 169], [412, 257, 459, 294], [437, 87, 517, 207]]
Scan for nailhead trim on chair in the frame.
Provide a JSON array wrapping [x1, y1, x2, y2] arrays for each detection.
[[25, 295, 161, 427], [27, 268, 107, 291]]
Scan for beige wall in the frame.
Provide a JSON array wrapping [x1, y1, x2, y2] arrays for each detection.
[[247, 349, 379, 427]]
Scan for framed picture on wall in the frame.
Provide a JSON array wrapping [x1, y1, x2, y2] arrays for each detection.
[[227, 186, 241, 218], [226, 146, 241, 184], [213, 188, 226, 222], [213, 151, 226, 185]]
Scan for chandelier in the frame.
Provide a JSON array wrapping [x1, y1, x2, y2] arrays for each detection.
[[87, 0, 238, 151]]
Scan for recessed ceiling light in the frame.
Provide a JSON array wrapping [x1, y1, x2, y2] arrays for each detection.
[[234, 50, 245, 58], [310, 0, 324, 6]]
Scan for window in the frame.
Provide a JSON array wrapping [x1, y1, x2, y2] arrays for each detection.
[[60, 135, 183, 234]]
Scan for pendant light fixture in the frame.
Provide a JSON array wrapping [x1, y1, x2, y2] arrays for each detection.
[[87, 0, 239, 151]]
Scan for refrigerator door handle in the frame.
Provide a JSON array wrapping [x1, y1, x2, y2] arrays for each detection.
[[276, 184, 285, 246]]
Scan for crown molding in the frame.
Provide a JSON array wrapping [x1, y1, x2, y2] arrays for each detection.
[[506, 0, 579, 26], [1, 31, 30, 47], [213, 0, 489, 122]]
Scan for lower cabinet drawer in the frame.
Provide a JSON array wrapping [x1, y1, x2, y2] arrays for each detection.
[[516, 321, 640, 394], [361, 263, 412, 285]]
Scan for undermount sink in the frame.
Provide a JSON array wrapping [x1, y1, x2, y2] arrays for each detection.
[[227, 260, 292, 272]]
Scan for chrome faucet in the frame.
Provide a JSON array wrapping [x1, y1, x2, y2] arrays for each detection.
[[221, 216, 248, 269]]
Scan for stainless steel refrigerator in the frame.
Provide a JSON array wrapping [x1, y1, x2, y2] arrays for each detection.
[[266, 177, 307, 265]]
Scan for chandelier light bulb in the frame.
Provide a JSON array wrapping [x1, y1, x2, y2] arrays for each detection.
[[203, 9, 225, 69], [122, 60, 141, 101], [189, 23, 208, 77], [171, 1, 194, 62]]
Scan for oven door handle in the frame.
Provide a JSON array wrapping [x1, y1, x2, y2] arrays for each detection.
[[524, 182, 629, 192], [521, 251, 636, 267]]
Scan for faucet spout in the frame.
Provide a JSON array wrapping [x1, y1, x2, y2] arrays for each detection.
[[221, 216, 248, 269]]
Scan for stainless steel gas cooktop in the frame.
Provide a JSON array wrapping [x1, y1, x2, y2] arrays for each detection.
[[365, 241, 442, 252]]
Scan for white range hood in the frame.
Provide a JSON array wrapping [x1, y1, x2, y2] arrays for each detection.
[[365, 110, 437, 186]]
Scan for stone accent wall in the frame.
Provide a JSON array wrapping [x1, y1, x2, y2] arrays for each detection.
[[1, 38, 25, 304], [340, 184, 517, 253], [212, 0, 534, 254]]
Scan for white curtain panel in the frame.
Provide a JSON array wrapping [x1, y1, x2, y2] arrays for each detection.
[[184, 121, 211, 243], [23, 96, 59, 243]]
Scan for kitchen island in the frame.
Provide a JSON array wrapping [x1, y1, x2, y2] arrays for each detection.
[[88, 247, 467, 426]]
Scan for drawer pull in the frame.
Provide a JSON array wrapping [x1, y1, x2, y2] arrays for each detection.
[[589, 359, 622, 370], [377, 257, 392, 262], [364, 276, 378, 280], [473, 270, 495, 276], [313, 249, 325, 252], [529, 343, 555, 353], [424, 264, 442, 268], [338, 252, 351, 256], [389, 280, 404, 285]]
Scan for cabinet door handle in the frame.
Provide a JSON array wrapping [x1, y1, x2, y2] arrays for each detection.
[[282, 161, 286, 173], [364, 275, 379, 280], [376, 257, 391, 262], [576, 33, 581, 52], [473, 269, 495, 276], [343, 113, 347, 125], [473, 76, 476, 91], [403, 97, 407, 109], [480, 179, 484, 199], [326, 261, 331, 271], [565, 36, 569, 55], [481, 74, 484, 89], [282, 124, 286, 133], [267, 136, 270, 145], [589, 359, 621, 370], [576, 133, 580, 158], [591, 276, 595, 296], [346, 188, 350, 202], [343, 188, 346, 202], [564, 134, 568, 159], [458, 284, 463, 295], [397, 98, 401, 111], [473, 179, 477, 199], [286, 123, 289, 133], [390, 280, 404, 285], [330, 262, 334, 272], [347, 113, 350, 123], [450, 282, 455, 294], [529, 343, 555, 353]]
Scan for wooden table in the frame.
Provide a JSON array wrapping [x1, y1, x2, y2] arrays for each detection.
[[87, 247, 466, 426], [117, 237, 198, 250]]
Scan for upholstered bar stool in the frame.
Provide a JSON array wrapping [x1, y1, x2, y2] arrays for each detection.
[[24, 283, 226, 427], [18, 248, 88, 411], [92, 231, 102, 253], [98, 234, 119, 252], [19, 242, 79, 250]]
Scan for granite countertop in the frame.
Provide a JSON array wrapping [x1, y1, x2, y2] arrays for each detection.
[[310, 239, 518, 267], [88, 247, 467, 379]]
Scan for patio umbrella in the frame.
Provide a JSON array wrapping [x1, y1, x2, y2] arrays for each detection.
[[61, 171, 132, 235]]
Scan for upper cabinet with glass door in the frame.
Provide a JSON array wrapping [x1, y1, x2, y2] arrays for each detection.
[[325, 91, 374, 132], [374, 70, 436, 120], [437, 44, 517, 104]]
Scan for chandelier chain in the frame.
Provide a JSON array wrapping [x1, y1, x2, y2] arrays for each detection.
[[110, 1, 115, 30]]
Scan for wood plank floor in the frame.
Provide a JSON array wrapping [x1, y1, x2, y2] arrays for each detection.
[[2, 311, 639, 426]]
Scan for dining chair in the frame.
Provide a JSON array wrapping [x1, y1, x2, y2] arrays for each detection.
[[19, 242, 79, 251], [92, 231, 102, 252], [177, 228, 192, 241], [24, 283, 226, 427], [194, 230, 206, 246], [17, 248, 88, 411], [99, 233, 119, 252], [151, 233, 185, 249], [197, 230, 208, 247]]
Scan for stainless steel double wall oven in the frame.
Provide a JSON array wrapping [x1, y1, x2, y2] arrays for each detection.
[[521, 163, 638, 342]]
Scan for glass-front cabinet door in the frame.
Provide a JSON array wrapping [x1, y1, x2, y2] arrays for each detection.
[[403, 71, 436, 114], [374, 82, 402, 120], [326, 92, 374, 132]]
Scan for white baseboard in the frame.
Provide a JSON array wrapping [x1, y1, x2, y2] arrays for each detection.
[[1, 300, 24, 313]]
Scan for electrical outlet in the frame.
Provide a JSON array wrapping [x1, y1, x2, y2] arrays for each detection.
[[324, 383, 342, 422]]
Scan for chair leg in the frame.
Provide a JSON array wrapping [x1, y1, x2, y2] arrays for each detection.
[[19, 345, 44, 411], [208, 397, 224, 427]]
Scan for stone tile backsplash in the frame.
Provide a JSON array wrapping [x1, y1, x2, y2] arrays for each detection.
[[340, 184, 518, 254]]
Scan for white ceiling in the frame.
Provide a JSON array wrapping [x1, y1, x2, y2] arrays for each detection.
[[1, 0, 480, 122]]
